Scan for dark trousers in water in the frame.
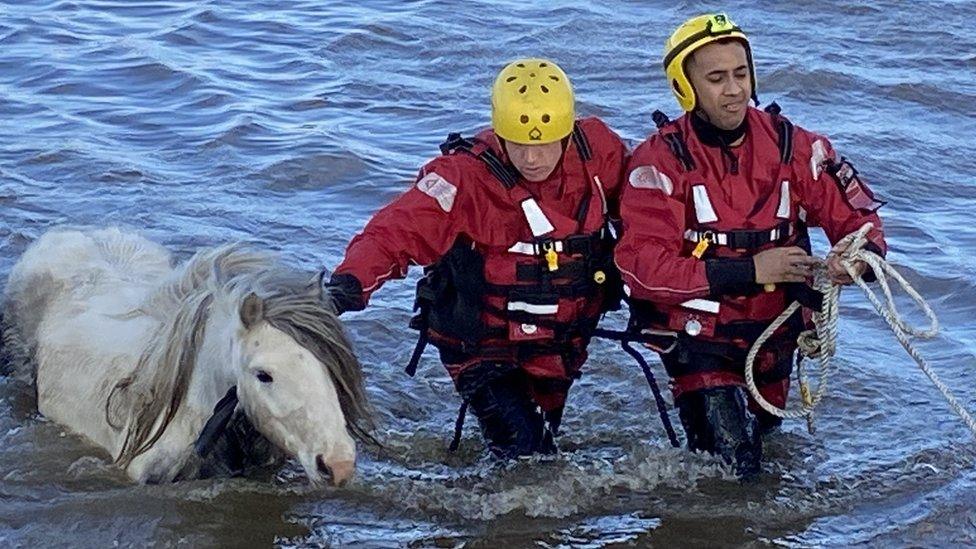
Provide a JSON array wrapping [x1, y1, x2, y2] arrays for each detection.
[[662, 351, 792, 476], [455, 363, 560, 460]]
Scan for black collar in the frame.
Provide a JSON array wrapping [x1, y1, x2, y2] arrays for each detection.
[[691, 111, 748, 148]]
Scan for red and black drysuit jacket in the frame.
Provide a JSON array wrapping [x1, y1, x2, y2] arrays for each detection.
[[616, 105, 887, 407], [332, 117, 629, 411]]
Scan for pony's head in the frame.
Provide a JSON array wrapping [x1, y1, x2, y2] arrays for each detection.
[[229, 287, 372, 486], [113, 247, 374, 485]]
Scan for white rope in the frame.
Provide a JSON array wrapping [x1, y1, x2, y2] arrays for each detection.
[[744, 223, 976, 437]]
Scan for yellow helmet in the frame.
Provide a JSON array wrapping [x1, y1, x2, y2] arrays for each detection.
[[663, 13, 757, 112], [491, 58, 575, 145]]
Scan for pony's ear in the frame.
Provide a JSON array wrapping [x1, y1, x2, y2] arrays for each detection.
[[240, 292, 264, 329], [316, 270, 328, 301]]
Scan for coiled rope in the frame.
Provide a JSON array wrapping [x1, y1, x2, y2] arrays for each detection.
[[744, 223, 976, 436]]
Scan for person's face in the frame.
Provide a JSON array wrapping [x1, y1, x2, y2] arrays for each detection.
[[505, 140, 564, 182], [686, 40, 752, 130]]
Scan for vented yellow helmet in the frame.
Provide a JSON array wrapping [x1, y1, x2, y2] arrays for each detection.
[[491, 58, 575, 145], [663, 13, 757, 112]]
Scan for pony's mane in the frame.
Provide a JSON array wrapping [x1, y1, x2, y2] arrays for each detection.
[[111, 244, 373, 467]]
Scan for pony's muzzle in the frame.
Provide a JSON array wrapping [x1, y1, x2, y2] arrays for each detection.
[[316, 454, 354, 486]]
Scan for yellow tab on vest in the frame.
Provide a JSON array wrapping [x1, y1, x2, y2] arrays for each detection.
[[545, 246, 559, 272], [691, 237, 710, 259]]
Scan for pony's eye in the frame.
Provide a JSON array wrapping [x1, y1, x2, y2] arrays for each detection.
[[256, 370, 274, 383]]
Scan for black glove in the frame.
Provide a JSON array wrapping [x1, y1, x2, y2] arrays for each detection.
[[321, 272, 365, 315]]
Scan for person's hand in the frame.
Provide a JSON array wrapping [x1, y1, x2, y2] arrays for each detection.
[[753, 247, 819, 285], [320, 272, 365, 315], [825, 242, 868, 285]]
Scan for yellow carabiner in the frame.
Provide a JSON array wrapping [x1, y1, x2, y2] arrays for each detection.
[[691, 231, 712, 259]]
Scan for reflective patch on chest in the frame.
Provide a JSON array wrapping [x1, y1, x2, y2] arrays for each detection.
[[776, 180, 792, 219], [416, 172, 457, 212], [691, 184, 719, 223]]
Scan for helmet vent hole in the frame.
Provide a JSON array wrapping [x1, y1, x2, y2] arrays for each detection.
[[506, 76, 517, 82], [540, 85, 549, 93], [530, 72, 536, 77], [672, 79, 684, 97], [520, 115, 529, 124], [518, 85, 527, 94], [549, 75, 560, 81], [539, 62, 548, 67], [516, 63, 525, 68], [541, 114, 551, 123]]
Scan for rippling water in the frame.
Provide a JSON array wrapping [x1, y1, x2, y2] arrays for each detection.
[[2, 0, 976, 546]]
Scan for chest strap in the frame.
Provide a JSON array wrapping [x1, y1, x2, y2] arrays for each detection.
[[683, 219, 795, 250]]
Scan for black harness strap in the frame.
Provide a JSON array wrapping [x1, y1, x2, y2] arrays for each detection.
[[764, 102, 794, 165], [440, 132, 519, 188], [653, 110, 695, 172], [405, 326, 428, 377], [621, 340, 681, 448], [448, 400, 469, 452], [571, 123, 592, 162]]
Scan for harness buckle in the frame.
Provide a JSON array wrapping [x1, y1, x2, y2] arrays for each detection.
[[439, 132, 467, 155]]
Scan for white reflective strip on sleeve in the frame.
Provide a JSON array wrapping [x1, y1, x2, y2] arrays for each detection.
[[776, 180, 791, 219], [680, 298, 721, 314], [692, 185, 719, 223], [628, 165, 674, 195], [415, 172, 457, 212], [623, 284, 631, 297], [683, 229, 696, 242], [810, 139, 828, 180], [507, 241, 563, 255], [520, 198, 555, 237], [798, 207, 808, 222], [507, 301, 559, 315], [593, 175, 608, 214]]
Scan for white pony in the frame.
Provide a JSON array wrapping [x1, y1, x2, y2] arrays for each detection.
[[1, 227, 373, 485]]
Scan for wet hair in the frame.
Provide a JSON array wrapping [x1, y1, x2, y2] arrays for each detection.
[[111, 245, 375, 468]]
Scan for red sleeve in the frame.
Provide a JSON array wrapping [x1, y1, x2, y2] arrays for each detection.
[[615, 140, 712, 305], [333, 157, 468, 305], [579, 117, 631, 220], [793, 130, 888, 255]]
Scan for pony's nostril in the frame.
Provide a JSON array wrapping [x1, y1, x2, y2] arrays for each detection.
[[316, 454, 331, 476], [315, 454, 354, 486]]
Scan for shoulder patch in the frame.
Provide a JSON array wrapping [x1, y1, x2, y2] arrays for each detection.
[[810, 139, 828, 180], [629, 165, 673, 195], [416, 172, 457, 212]]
